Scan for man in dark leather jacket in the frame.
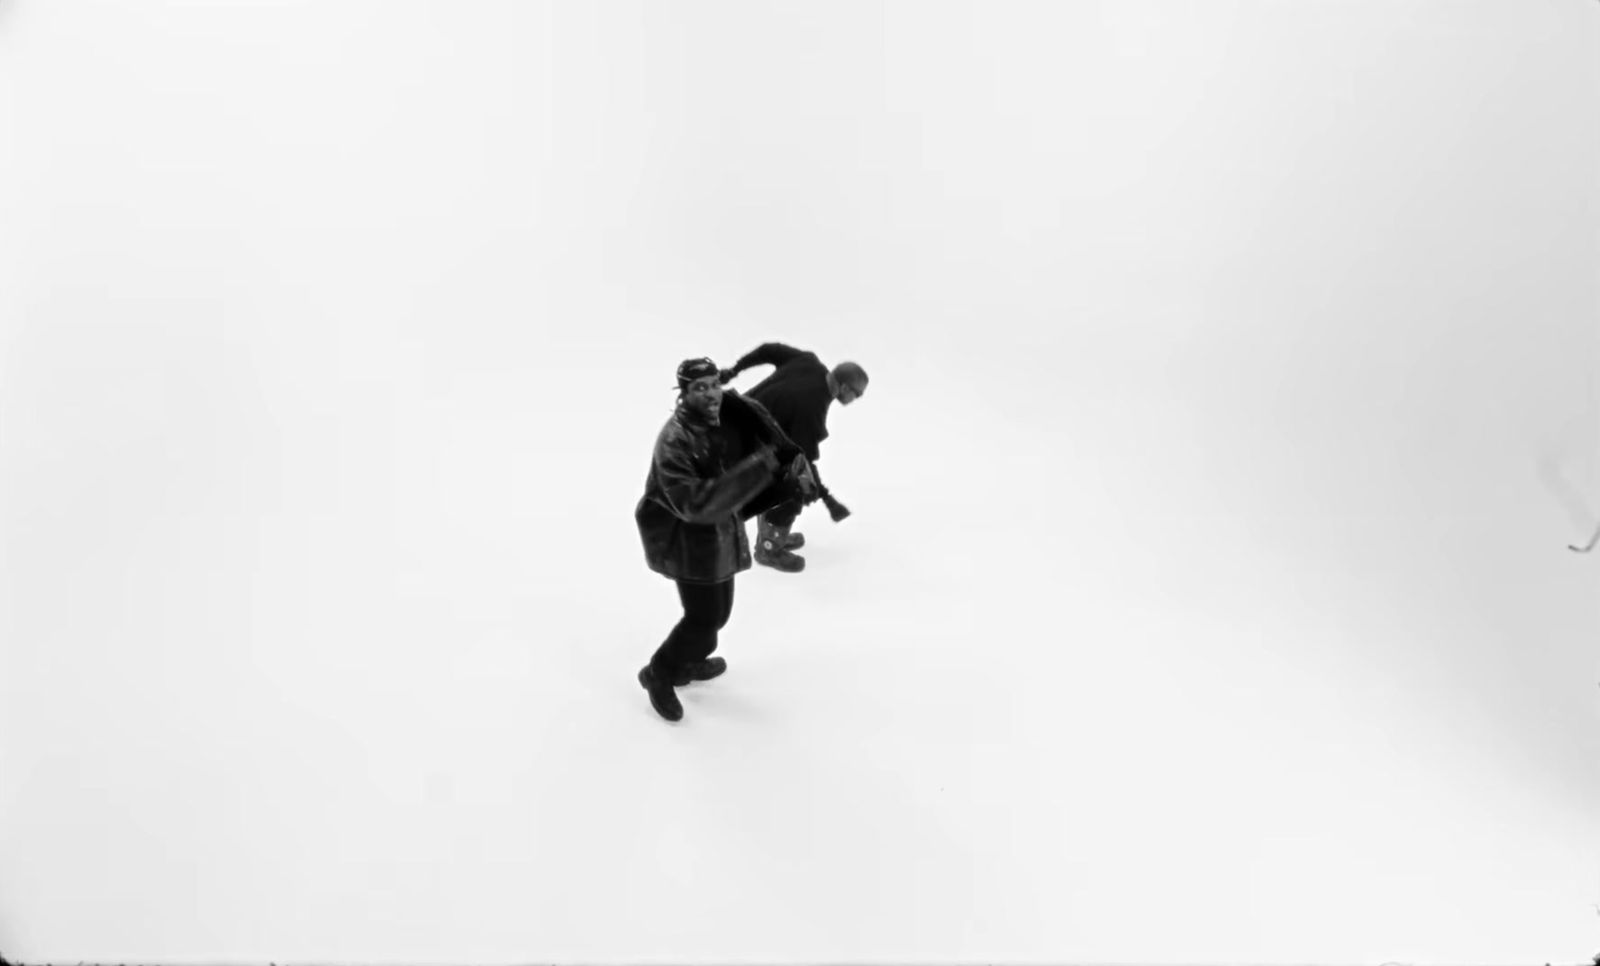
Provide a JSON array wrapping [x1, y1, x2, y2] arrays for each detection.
[[633, 357, 817, 722]]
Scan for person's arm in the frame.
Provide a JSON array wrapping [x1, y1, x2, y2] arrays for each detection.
[[720, 342, 804, 383], [809, 459, 851, 521], [653, 438, 781, 524]]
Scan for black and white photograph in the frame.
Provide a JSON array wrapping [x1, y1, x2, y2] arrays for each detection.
[[1, 1, 1597, 964]]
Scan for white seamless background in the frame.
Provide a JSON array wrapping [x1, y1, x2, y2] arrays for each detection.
[[1, 1, 1598, 963]]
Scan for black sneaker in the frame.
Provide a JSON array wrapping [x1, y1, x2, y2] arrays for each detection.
[[638, 665, 683, 721], [673, 656, 727, 686], [783, 531, 805, 550]]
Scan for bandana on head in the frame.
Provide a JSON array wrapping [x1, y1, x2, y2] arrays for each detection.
[[676, 357, 720, 392]]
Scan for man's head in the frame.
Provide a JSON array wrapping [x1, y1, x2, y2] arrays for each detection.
[[830, 361, 869, 406], [676, 356, 724, 424]]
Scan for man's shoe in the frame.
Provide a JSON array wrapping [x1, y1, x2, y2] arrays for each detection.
[[755, 524, 806, 569], [754, 542, 805, 572], [638, 665, 683, 721], [755, 520, 806, 572], [673, 656, 727, 686]]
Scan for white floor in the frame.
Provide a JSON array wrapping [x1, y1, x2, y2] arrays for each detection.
[[2, 2, 1599, 963], [2, 343, 1597, 964]]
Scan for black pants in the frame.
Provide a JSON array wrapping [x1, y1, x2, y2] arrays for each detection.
[[650, 578, 735, 679], [761, 497, 802, 530]]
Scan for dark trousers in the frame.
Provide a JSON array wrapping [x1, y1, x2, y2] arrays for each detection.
[[650, 578, 735, 679], [761, 497, 802, 531]]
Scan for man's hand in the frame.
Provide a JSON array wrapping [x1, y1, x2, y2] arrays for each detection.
[[718, 367, 737, 385], [822, 492, 851, 522]]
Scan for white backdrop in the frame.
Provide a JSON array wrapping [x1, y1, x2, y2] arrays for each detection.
[[2, 1, 1598, 963]]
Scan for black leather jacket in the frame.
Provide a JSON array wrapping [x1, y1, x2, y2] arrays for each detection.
[[634, 391, 808, 583]]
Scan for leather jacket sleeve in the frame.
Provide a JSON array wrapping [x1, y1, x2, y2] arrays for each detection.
[[653, 435, 779, 525]]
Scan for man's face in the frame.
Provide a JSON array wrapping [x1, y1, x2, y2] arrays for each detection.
[[837, 378, 867, 406], [683, 374, 723, 422]]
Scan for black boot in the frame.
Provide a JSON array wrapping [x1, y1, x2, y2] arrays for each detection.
[[638, 665, 683, 721], [772, 518, 806, 551], [673, 656, 727, 686], [754, 519, 805, 572]]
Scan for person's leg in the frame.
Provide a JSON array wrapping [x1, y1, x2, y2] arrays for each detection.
[[641, 579, 726, 719], [673, 578, 735, 684], [765, 498, 800, 533], [718, 577, 735, 629], [776, 499, 806, 548], [651, 579, 723, 679], [705, 577, 734, 651]]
